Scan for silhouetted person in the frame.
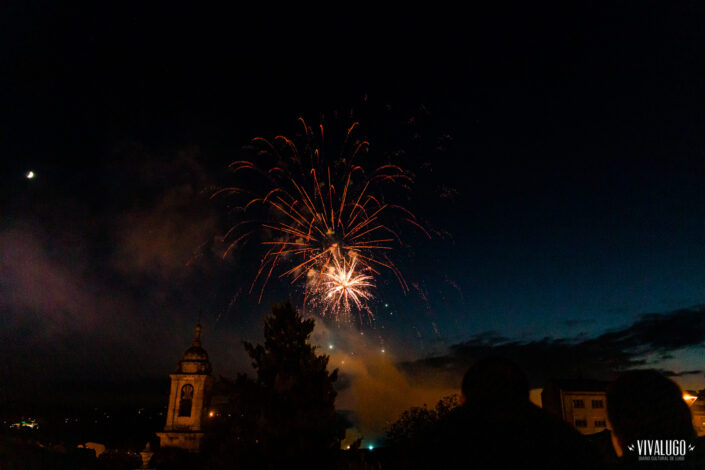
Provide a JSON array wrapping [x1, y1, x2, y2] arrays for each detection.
[[606, 370, 704, 469], [397, 357, 603, 469], [460, 354, 530, 407]]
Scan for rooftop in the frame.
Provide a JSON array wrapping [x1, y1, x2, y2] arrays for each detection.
[[545, 378, 609, 392]]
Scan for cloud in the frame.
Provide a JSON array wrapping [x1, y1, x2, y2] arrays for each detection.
[[110, 145, 220, 282], [113, 184, 218, 281], [0, 226, 98, 336], [0, 226, 145, 390], [400, 306, 705, 389], [0, 219, 219, 388], [659, 369, 703, 378], [595, 307, 705, 353], [563, 318, 595, 327]]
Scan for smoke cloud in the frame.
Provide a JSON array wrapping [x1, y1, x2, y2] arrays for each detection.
[[312, 321, 457, 442]]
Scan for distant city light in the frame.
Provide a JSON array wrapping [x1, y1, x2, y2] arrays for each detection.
[[10, 418, 38, 429], [381, 349, 385, 353], [25, 170, 35, 179], [368, 444, 374, 450], [208, 410, 215, 418], [328, 344, 334, 350]]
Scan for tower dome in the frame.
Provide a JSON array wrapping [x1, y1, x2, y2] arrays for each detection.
[[176, 324, 212, 374]]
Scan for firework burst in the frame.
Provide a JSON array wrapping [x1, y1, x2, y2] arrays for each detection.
[[318, 254, 374, 318], [214, 118, 429, 320]]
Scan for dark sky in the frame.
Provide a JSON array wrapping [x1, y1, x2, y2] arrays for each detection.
[[2, 2, 705, 400]]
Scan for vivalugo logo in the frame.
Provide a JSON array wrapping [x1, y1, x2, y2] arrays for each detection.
[[626, 440, 696, 462]]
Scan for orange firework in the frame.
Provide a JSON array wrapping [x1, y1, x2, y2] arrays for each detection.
[[213, 118, 429, 319]]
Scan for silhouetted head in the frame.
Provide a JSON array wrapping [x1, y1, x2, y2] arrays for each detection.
[[607, 370, 695, 454], [461, 356, 529, 406]]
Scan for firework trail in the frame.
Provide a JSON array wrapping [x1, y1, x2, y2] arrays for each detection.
[[213, 118, 429, 320], [215, 287, 242, 325]]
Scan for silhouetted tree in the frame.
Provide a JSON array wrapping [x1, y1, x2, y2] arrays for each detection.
[[386, 394, 458, 447], [240, 301, 347, 463]]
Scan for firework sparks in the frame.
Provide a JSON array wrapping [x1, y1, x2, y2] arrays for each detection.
[[214, 118, 428, 319], [320, 255, 374, 317]]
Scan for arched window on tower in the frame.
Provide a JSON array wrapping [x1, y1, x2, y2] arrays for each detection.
[[178, 384, 194, 417]]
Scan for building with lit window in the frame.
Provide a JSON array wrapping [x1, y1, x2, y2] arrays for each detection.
[[157, 325, 214, 452], [541, 379, 609, 435]]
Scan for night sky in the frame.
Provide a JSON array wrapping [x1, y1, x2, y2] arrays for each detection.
[[2, 1, 705, 413]]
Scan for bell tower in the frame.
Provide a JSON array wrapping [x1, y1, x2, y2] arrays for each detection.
[[157, 325, 214, 452]]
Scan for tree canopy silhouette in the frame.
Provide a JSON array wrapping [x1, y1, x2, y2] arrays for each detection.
[[386, 394, 459, 447], [241, 301, 347, 459]]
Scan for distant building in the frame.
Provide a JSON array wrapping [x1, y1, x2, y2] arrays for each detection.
[[542, 379, 609, 435], [687, 391, 705, 436], [157, 325, 214, 452]]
